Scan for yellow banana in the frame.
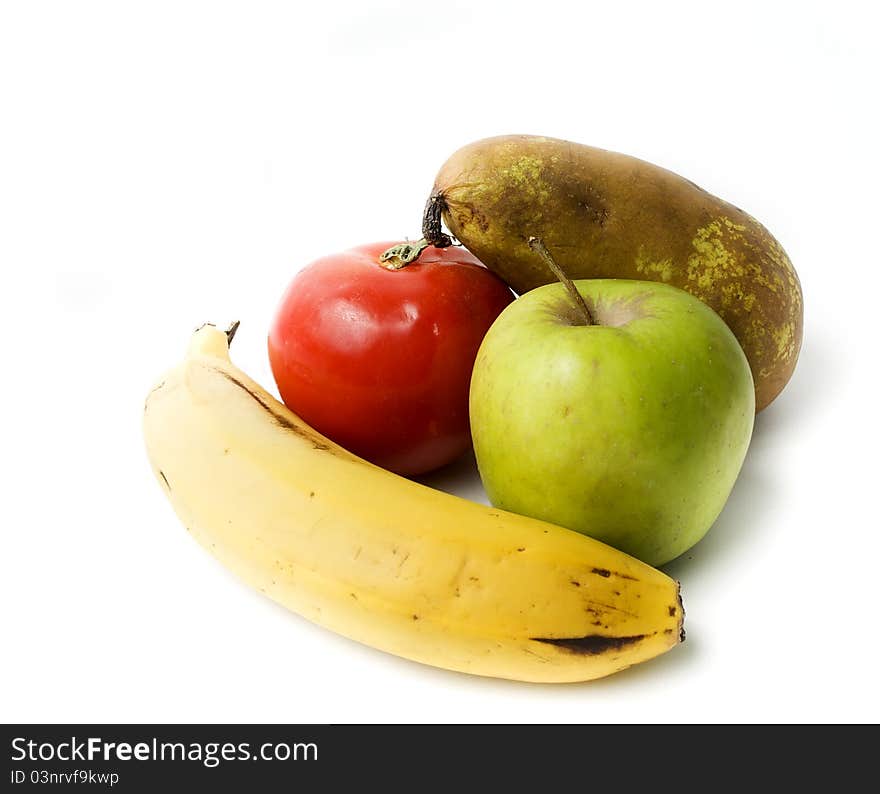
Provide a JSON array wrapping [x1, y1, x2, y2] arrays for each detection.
[[143, 323, 684, 683]]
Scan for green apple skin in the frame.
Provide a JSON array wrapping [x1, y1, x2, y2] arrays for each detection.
[[469, 279, 755, 567]]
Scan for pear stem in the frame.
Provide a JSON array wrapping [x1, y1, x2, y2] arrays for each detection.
[[421, 192, 454, 249], [527, 237, 593, 326]]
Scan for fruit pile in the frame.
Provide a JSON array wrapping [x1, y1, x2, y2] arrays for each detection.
[[143, 135, 802, 683]]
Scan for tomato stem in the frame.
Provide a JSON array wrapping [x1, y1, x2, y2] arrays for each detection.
[[527, 237, 594, 326], [379, 239, 430, 269], [379, 193, 454, 269]]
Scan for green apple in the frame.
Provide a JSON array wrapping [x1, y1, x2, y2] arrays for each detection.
[[469, 278, 754, 566]]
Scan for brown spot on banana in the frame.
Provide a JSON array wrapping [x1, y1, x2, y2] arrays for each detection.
[[589, 567, 638, 581], [214, 369, 334, 452], [532, 634, 648, 655]]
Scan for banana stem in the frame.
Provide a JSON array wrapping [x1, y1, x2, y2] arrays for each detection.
[[225, 320, 241, 345], [528, 237, 594, 326]]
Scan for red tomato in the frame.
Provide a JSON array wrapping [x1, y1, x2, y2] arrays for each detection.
[[268, 241, 514, 476]]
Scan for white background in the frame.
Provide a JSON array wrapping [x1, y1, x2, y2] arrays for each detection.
[[2, 0, 878, 724]]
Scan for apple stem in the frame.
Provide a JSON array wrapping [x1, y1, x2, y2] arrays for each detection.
[[528, 237, 594, 326]]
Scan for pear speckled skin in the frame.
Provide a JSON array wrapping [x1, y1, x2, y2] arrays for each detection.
[[431, 135, 803, 412]]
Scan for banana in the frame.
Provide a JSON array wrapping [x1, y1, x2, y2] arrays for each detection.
[[143, 323, 684, 683]]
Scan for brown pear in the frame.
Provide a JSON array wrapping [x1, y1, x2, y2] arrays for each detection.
[[424, 134, 802, 411]]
